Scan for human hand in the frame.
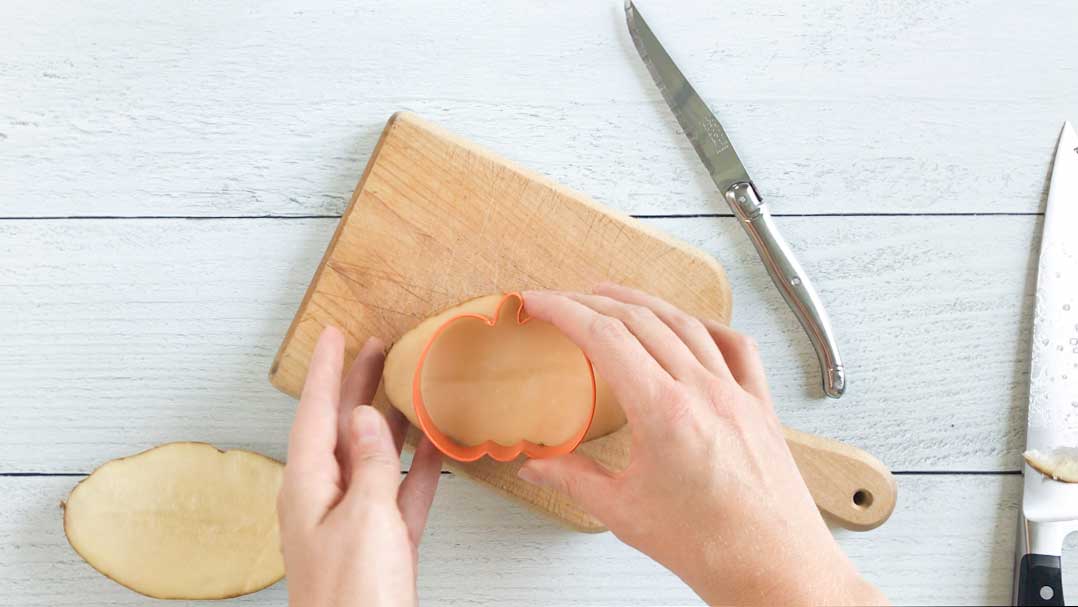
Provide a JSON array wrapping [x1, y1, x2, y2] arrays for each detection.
[[278, 328, 443, 607], [518, 284, 886, 606]]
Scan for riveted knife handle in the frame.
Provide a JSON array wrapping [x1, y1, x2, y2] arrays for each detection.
[[1016, 554, 1064, 606], [1014, 516, 1068, 606], [724, 182, 845, 398]]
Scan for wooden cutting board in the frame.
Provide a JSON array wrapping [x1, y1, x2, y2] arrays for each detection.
[[269, 112, 895, 532]]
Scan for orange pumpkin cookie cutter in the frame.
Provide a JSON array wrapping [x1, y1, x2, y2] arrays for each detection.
[[411, 292, 597, 462]]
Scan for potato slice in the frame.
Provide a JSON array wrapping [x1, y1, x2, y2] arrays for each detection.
[[1024, 447, 1078, 483], [384, 294, 627, 444], [63, 442, 285, 599]]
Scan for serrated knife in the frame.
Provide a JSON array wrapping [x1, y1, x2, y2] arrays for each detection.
[[1013, 121, 1078, 606], [624, 2, 845, 398]]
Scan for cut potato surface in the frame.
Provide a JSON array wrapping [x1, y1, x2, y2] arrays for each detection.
[[63, 442, 285, 599], [384, 294, 627, 445], [1025, 447, 1078, 483], [419, 293, 594, 447]]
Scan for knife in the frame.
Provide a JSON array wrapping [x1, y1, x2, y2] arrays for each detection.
[[1012, 121, 1078, 607], [625, 2, 845, 398]]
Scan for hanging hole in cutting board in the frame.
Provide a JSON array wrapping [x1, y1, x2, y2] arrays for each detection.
[[852, 489, 873, 510]]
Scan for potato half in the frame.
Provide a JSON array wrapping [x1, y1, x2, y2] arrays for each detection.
[[383, 294, 627, 445], [63, 442, 285, 599]]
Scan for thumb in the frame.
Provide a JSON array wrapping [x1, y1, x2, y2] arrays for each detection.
[[518, 453, 618, 520], [341, 405, 401, 506]]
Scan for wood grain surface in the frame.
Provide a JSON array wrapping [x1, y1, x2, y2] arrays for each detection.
[[269, 111, 735, 531], [785, 427, 897, 531], [3, 0, 1074, 603]]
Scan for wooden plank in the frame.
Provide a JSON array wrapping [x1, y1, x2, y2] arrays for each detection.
[[0, 215, 1037, 472], [2, 473, 1074, 605], [268, 112, 735, 531], [2, 1, 1075, 217]]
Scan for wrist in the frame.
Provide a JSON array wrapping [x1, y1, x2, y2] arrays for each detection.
[[779, 549, 886, 607], [840, 572, 889, 606], [672, 532, 885, 607]]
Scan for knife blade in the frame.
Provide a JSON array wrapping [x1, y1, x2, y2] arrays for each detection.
[[624, 1, 846, 398], [1013, 121, 1078, 607]]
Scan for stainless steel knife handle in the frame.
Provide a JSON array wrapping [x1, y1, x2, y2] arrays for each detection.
[[724, 182, 845, 398]]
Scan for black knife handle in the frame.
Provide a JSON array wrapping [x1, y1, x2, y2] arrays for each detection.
[[1017, 554, 1064, 606]]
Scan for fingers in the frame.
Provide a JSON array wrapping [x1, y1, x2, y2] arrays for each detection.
[[594, 283, 734, 382], [517, 454, 620, 524], [398, 436, 443, 547], [703, 320, 771, 400], [560, 291, 707, 382], [336, 337, 386, 484], [340, 405, 403, 510], [523, 290, 664, 385], [523, 290, 672, 423], [590, 283, 768, 400], [384, 406, 409, 455], [285, 327, 347, 516]]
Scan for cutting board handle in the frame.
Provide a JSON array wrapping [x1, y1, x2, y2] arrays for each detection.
[[783, 427, 897, 531]]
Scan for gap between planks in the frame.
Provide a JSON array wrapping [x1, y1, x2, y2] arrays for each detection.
[[0, 212, 1045, 221]]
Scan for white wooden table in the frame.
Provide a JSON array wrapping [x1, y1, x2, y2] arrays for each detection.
[[3, 1, 1078, 604]]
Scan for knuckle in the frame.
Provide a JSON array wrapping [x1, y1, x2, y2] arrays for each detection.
[[652, 380, 694, 425], [355, 450, 399, 470], [557, 473, 582, 500], [701, 379, 756, 429], [704, 376, 739, 407], [673, 314, 706, 336], [681, 312, 707, 332], [624, 304, 657, 325], [588, 315, 628, 343], [735, 333, 758, 352], [665, 393, 695, 425], [557, 470, 601, 507]]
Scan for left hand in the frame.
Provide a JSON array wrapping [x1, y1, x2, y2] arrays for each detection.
[[277, 327, 443, 607]]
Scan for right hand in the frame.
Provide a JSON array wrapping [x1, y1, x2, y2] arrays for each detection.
[[518, 284, 886, 606]]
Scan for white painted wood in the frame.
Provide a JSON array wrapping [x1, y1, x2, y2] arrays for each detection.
[[2, 0, 1075, 217], [0, 215, 1038, 472], [4, 2, 1072, 601], [3, 473, 1074, 606]]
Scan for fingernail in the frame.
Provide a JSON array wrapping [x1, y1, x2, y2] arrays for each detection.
[[352, 405, 384, 445], [517, 463, 546, 487]]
